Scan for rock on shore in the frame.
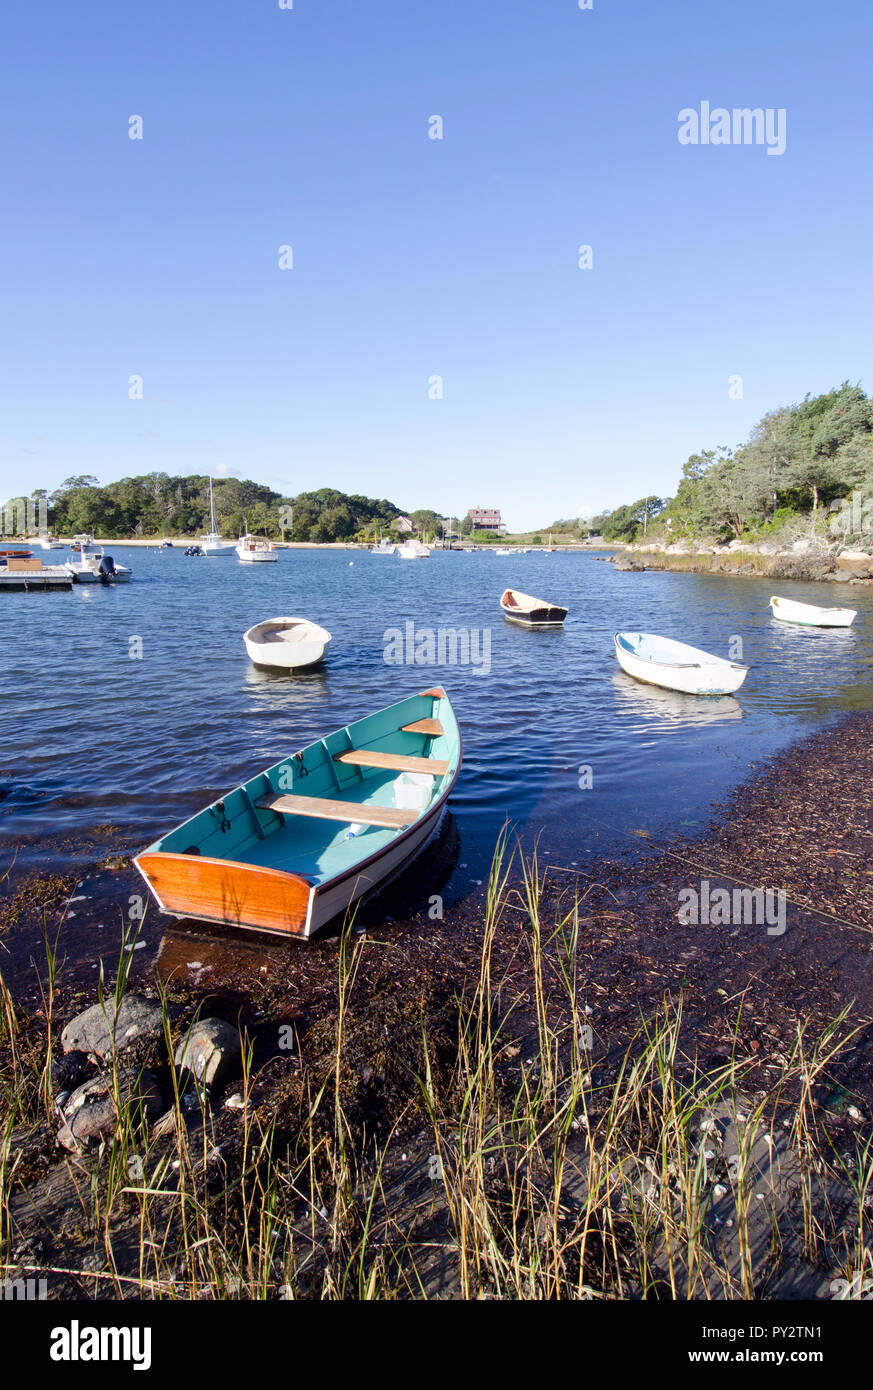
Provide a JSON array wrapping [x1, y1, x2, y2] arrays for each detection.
[[173, 1018, 241, 1087], [619, 539, 873, 583], [60, 995, 164, 1060]]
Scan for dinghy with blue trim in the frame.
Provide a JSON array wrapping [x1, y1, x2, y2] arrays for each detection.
[[614, 632, 748, 696]]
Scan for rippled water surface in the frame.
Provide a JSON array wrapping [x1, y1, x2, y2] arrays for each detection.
[[2, 548, 872, 887]]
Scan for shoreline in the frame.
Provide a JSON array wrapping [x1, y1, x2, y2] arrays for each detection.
[[18, 536, 618, 552], [2, 712, 873, 1299], [616, 541, 873, 584]]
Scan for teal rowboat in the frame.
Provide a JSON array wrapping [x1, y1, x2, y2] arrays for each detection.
[[135, 687, 461, 939]]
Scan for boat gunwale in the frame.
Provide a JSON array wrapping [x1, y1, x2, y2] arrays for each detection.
[[243, 616, 333, 647], [302, 687, 462, 895], [134, 685, 461, 916], [614, 632, 748, 673]]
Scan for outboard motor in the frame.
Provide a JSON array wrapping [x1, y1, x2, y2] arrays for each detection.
[[98, 554, 117, 584]]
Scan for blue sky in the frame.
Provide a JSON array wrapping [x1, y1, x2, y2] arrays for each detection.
[[1, 0, 871, 530]]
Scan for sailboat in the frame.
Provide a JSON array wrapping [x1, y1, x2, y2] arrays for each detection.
[[201, 478, 235, 555]]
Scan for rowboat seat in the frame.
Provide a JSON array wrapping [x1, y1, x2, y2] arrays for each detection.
[[333, 749, 449, 775], [401, 718, 444, 736], [255, 625, 311, 643], [256, 793, 417, 828]]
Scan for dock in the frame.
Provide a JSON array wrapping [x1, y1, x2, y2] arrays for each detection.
[[0, 558, 72, 591]]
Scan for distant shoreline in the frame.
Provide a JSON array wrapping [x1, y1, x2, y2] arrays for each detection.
[[20, 536, 622, 552]]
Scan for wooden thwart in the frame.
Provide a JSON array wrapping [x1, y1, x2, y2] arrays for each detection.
[[256, 792, 417, 828], [401, 718, 444, 736], [334, 749, 449, 775]]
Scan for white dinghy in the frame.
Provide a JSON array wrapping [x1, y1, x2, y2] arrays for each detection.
[[244, 616, 332, 671], [769, 595, 856, 628], [614, 632, 748, 696]]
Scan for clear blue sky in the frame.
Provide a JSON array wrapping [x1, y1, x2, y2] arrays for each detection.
[[1, 1, 871, 530]]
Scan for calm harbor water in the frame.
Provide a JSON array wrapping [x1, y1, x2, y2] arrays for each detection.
[[2, 547, 872, 908]]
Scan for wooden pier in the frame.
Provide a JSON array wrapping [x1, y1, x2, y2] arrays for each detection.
[[0, 558, 72, 591]]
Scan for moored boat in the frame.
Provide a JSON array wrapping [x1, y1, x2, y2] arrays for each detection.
[[134, 687, 461, 939], [500, 588, 568, 627], [243, 616, 332, 671], [769, 595, 856, 628], [64, 550, 132, 584], [236, 531, 277, 563], [614, 632, 749, 695], [397, 538, 431, 560], [71, 533, 100, 555], [370, 538, 397, 555], [202, 534, 234, 554], [201, 477, 235, 554], [64, 556, 100, 583]]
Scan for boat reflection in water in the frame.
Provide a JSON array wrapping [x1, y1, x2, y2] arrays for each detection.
[[610, 671, 744, 727], [243, 661, 329, 692]]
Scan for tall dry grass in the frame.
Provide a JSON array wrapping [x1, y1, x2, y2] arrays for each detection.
[[0, 836, 867, 1300]]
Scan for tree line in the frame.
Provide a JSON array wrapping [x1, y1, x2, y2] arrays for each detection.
[[597, 383, 873, 544], [9, 474, 448, 543]]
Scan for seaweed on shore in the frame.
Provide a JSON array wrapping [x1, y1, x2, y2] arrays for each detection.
[[2, 714, 873, 1299]]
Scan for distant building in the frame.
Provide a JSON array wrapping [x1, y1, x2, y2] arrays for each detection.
[[394, 516, 414, 533], [467, 507, 504, 533]]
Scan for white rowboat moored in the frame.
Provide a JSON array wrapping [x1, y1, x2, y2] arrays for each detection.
[[614, 632, 749, 696], [244, 617, 332, 671], [769, 596, 856, 627]]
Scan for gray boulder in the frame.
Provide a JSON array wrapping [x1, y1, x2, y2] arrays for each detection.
[[56, 1070, 162, 1154], [174, 1019, 240, 1087], [61, 996, 164, 1061]]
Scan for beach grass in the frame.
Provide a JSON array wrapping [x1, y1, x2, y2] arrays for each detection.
[[0, 833, 866, 1301]]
